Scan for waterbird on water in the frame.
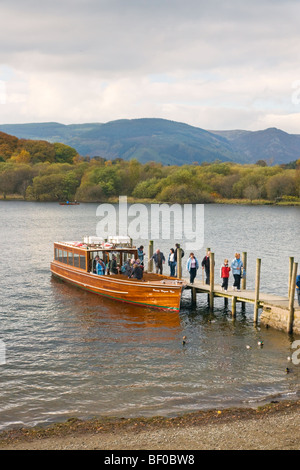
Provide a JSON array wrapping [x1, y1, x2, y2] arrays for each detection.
[[182, 336, 187, 346]]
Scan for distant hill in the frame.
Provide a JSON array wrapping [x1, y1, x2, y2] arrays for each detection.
[[0, 118, 299, 165], [210, 128, 300, 165]]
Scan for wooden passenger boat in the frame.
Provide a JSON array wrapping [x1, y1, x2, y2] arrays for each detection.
[[50, 237, 185, 312]]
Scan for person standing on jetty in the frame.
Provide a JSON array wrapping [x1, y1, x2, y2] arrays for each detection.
[[151, 248, 165, 274], [187, 253, 199, 284], [201, 250, 211, 285], [231, 253, 243, 291], [220, 259, 231, 291], [168, 248, 176, 277], [296, 273, 300, 306]]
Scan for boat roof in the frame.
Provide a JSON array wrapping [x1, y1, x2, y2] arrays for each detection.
[[54, 237, 137, 252]]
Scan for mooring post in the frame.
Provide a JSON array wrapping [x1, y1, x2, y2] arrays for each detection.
[[191, 287, 196, 306], [177, 245, 182, 279], [254, 258, 261, 323], [231, 296, 237, 317], [287, 262, 298, 334], [288, 257, 294, 298], [209, 252, 214, 310], [148, 240, 153, 273]]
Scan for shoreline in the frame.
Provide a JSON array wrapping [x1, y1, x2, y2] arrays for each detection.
[[1, 399, 299, 450], [0, 195, 300, 206]]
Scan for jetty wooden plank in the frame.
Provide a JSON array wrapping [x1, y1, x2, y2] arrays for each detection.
[[184, 280, 296, 306]]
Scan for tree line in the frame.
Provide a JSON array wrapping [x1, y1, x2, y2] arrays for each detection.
[[0, 131, 299, 203]]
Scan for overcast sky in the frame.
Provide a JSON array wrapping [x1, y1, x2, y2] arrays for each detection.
[[0, 0, 300, 132]]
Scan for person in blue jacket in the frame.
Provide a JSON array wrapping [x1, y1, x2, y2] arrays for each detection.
[[231, 252, 243, 291], [296, 274, 300, 306], [186, 253, 199, 284], [97, 258, 106, 275], [137, 245, 145, 265]]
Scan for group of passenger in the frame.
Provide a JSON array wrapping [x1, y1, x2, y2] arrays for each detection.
[[186, 250, 244, 291], [93, 245, 146, 280], [150, 244, 185, 277], [92, 254, 118, 276], [92, 244, 247, 291], [120, 257, 144, 279], [150, 246, 244, 291]]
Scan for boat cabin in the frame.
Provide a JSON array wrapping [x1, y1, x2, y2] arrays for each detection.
[[53, 236, 138, 274]]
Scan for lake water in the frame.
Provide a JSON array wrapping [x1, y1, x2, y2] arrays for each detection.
[[0, 201, 299, 431]]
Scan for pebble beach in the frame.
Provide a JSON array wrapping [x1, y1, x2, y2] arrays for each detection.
[[0, 400, 299, 450]]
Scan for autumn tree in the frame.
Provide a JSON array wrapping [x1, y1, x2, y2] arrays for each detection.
[[0, 165, 17, 198], [266, 172, 297, 200], [53, 143, 79, 164]]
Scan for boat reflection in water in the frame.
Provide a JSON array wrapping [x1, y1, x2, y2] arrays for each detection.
[[51, 275, 182, 344]]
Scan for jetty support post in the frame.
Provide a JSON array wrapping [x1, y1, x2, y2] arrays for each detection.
[[287, 262, 298, 334], [209, 252, 214, 310], [254, 258, 261, 324], [148, 240, 153, 273], [176, 244, 182, 279], [191, 287, 196, 306], [288, 257, 294, 298], [231, 296, 237, 317]]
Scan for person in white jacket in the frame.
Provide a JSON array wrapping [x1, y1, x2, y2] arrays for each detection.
[[187, 253, 199, 284]]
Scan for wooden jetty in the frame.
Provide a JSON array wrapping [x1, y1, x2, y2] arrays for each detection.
[[184, 252, 299, 334], [148, 242, 300, 335]]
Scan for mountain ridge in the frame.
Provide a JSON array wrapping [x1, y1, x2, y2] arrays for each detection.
[[0, 118, 299, 165]]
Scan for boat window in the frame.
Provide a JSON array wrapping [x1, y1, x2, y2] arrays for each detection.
[[80, 255, 86, 270], [58, 249, 63, 262], [74, 253, 79, 267], [123, 252, 130, 263], [113, 252, 121, 264], [67, 251, 73, 265], [62, 250, 68, 264], [123, 252, 135, 263], [54, 248, 59, 260]]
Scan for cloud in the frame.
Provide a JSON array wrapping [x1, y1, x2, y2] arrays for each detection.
[[0, 0, 300, 132]]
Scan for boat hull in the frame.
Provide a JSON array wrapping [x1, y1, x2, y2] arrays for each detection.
[[50, 262, 184, 312]]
